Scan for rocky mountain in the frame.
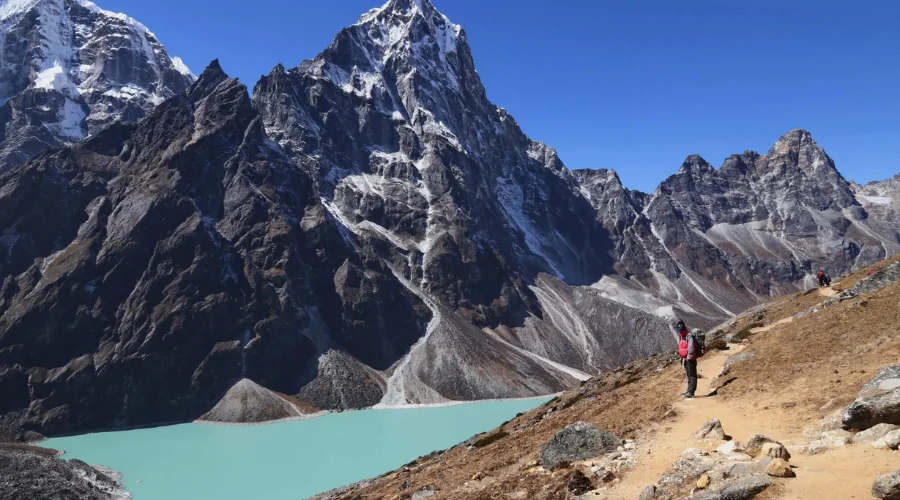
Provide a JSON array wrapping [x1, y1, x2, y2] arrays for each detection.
[[852, 174, 900, 243], [0, 0, 898, 438], [0, 0, 194, 173]]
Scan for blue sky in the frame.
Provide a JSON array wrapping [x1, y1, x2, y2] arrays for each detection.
[[102, 0, 900, 192]]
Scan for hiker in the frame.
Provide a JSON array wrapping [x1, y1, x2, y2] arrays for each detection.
[[817, 269, 831, 288], [676, 320, 697, 398]]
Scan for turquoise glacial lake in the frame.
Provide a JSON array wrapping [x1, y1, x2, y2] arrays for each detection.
[[42, 398, 549, 500]]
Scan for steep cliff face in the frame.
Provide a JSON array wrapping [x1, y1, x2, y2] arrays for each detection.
[[852, 174, 900, 244], [0, 0, 898, 436], [0, 0, 193, 172]]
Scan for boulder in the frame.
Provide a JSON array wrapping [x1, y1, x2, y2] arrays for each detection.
[[726, 453, 753, 462], [873, 470, 900, 500], [860, 367, 900, 398], [539, 422, 621, 469], [692, 474, 773, 500], [720, 352, 757, 377], [764, 458, 795, 478], [696, 419, 727, 441], [744, 435, 781, 457], [759, 442, 791, 460], [853, 424, 899, 445], [842, 368, 900, 431], [842, 389, 900, 430], [873, 430, 900, 450]]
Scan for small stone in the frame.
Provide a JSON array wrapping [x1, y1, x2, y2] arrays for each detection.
[[695, 419, 727, 441], [471, 472, 484, 481], [617, 446, 625, 452], [624, 442, 636, 450], [872, 470, 900, 499], [760, 442, 791, 460], [765, 458, 795, 478], [697, 473, 710, 489], [525, 459, 539, 468], [726, 452, 753, 462]]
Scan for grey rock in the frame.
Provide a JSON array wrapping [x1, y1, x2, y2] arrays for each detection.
[[696, 419, 727, 441], [720, 352, 756, 376], [873, 470, 900, 500], [539, 422, 621, 469], [839, 264, 900, 302], [691, 474, 773, 500], [638, 485, 657, 500], [0, 444, 130, 499], [842, 389, 900, 430], [873, 430, 900, 450], [853, 423, 899, 445], [859, 366, 900, 398], [743, 435, 781, 457]]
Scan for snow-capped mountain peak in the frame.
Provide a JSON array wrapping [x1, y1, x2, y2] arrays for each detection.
[[0, 0, 194, 171]]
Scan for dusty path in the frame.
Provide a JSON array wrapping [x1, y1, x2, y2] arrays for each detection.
[[607, 308, 897, 499], [818, 286, 838, 297], [609, 345, 796, 498]]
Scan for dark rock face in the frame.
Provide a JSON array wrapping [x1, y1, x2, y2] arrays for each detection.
[[0, 62, 415, 437], [0, 444, 130, 499], [1, 0, 899, 437], [0, 0, 194, 173], [539, 421, 621, 469]]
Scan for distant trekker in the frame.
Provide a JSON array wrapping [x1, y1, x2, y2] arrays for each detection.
[[676, 320, 698, 398], [817, 269, 831, 288]]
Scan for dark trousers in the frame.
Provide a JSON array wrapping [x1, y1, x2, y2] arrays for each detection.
[[683, 359, 698, 396]]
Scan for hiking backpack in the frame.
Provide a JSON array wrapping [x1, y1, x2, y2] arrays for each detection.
[[690, 329, 706, 358]]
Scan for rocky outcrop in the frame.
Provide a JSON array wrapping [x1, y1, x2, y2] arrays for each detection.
[[0, 0, 194, 172], [539, 422, 621, 469], [0, 444, 130, 499]]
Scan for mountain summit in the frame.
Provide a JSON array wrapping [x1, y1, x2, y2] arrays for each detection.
[[0, 0, 194, 172]]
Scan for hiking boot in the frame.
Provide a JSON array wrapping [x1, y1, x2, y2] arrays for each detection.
[[683, 393, 695, 399]]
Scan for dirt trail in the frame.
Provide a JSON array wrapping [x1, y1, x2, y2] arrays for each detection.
[[749, 317, 793, 334], [609, 345, 796, 498], [818, 286, 838, 297], [609, 306, 897, 499]]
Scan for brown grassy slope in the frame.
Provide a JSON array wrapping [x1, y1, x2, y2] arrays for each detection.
[[319, 255, 900, 500]]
